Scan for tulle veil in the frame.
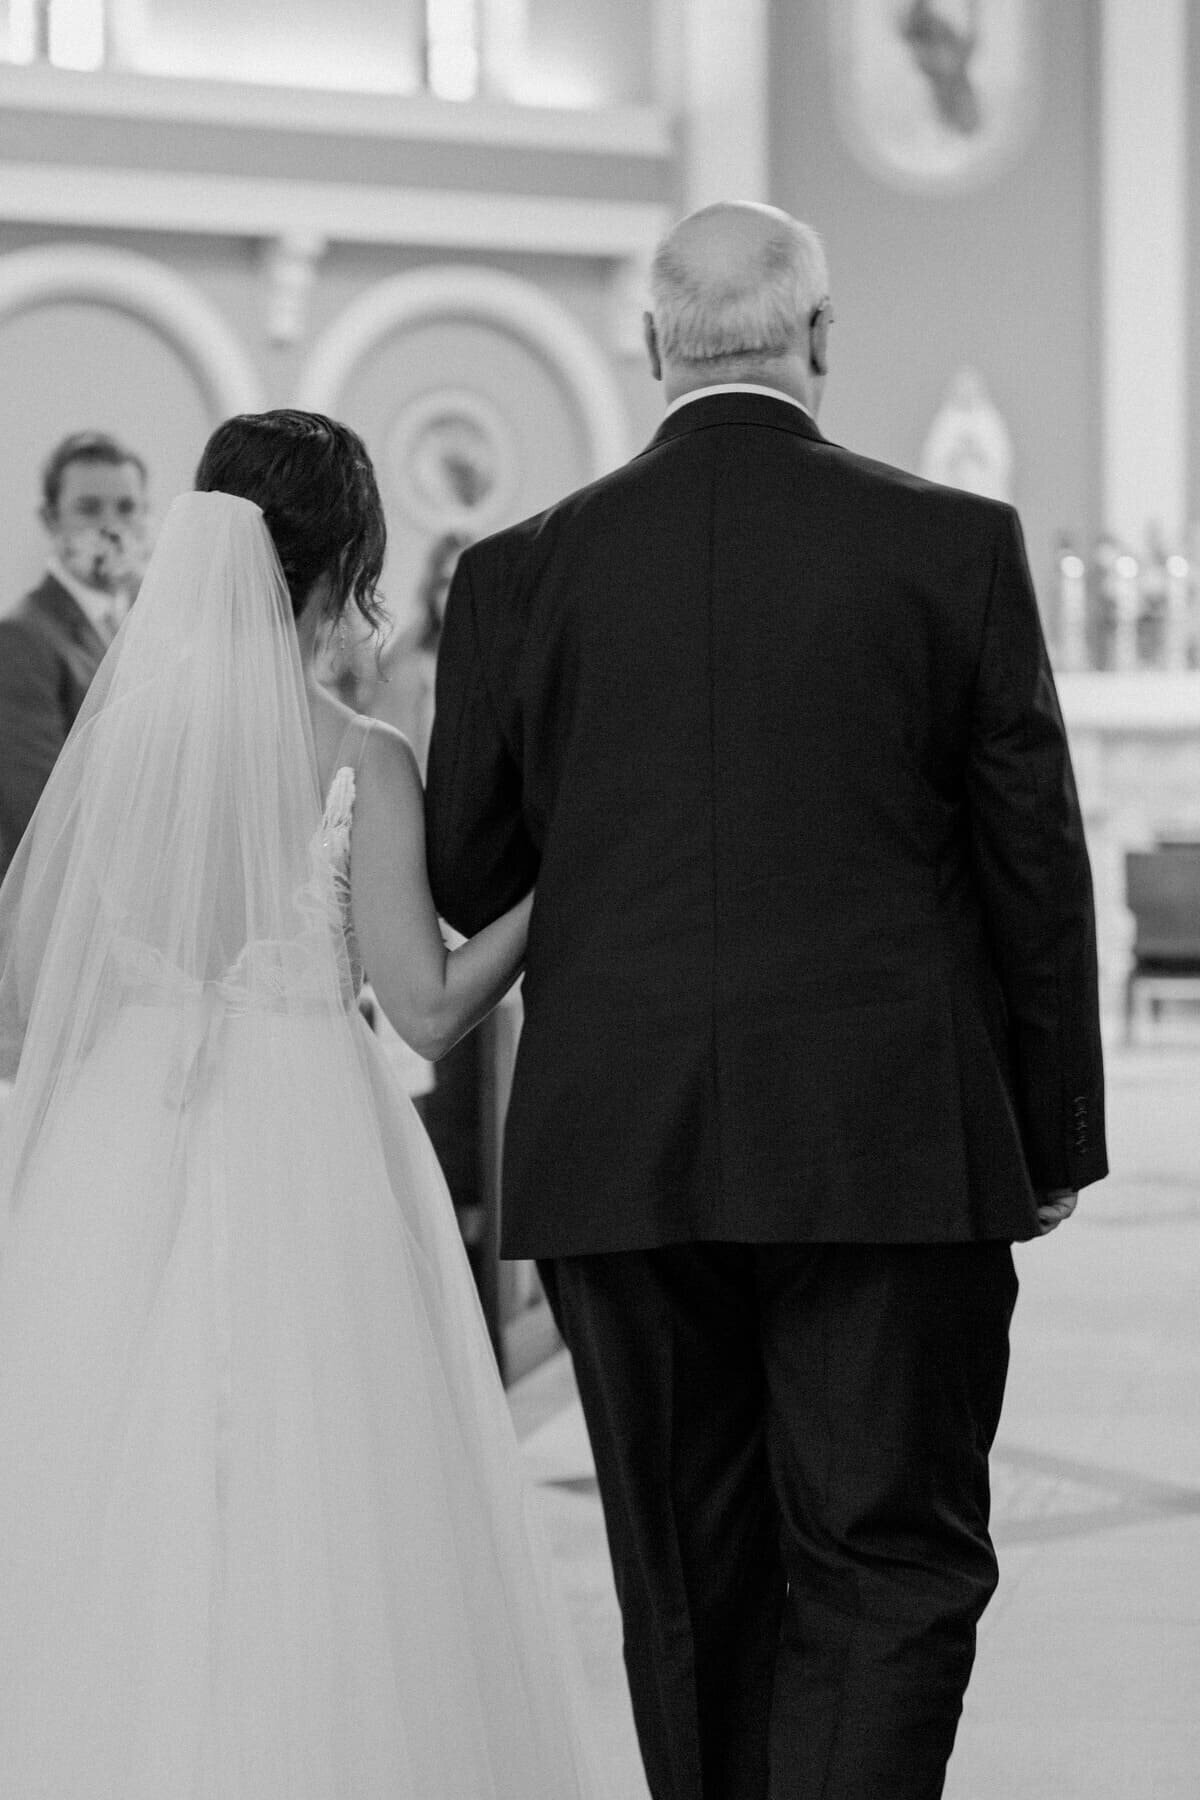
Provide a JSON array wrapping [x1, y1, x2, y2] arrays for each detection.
[[0, 490, 349, 1191], [0, 492, 609, 1798]]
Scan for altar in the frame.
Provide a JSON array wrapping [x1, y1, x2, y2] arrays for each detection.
[[1058, 672, 1200, 1031]]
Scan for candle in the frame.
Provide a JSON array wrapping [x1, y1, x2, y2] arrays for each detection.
[[1058, 549, 1089, 671], [1111, 553, 1140, 672], [1164, 554, 1192, 670]]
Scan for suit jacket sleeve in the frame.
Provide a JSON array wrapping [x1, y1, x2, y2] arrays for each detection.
[[0, 617, 65, 881], [424, 546, 538, 936], [966, 507, 1107, 1193]]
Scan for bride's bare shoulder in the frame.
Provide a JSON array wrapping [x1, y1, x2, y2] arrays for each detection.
[[361, 715, 418, 770], [357, 717, 423, 808]]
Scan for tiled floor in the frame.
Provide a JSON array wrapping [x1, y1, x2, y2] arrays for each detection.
[[511, 1036, 1200, 1799]]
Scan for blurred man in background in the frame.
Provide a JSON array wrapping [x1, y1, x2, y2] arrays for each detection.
[[0, 431, 149, 880]]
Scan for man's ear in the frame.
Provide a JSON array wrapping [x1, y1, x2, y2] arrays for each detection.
[[809, 302, 831, 378], [643, 311, 663, 382], [38, 504, 55, 535]]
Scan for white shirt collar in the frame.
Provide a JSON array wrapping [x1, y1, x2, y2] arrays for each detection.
[[663, 382, 815, 422], [46, 555, 123, 635]]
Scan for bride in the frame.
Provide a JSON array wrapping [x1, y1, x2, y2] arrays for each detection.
[[0, 410, 606, 1797]]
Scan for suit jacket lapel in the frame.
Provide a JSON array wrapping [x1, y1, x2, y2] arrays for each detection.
[[29, 573, 110, 665]]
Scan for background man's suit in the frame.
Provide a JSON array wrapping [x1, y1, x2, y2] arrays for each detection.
[[0, 573, 110, 882], [425, 390, 1106, 1800]]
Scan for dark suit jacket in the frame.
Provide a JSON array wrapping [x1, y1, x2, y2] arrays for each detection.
[[425, 391, 1107, 1258], [0, 573, 108, 881]]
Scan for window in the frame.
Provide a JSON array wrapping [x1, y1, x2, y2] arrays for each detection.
[[424, 0, 479, 101], [2, 0, 38, 61], [2, 0, 107, 67], [47, 0, 106, 68]]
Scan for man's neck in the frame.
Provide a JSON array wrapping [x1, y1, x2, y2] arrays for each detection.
[[663, 381, 815, 422], [662, 357, 819, 417]]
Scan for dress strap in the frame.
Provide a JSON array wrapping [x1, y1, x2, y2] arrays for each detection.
[[352, 716, 377, 771], [331, 713, 375, 775]]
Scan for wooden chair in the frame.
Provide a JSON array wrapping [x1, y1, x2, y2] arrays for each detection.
[[1124, 847, 1200, 1040]]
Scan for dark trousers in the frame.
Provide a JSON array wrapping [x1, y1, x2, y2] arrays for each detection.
[[538, 1241, 1017, 1800]]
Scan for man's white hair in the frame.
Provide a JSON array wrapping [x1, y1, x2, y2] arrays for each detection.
[[649, 209, 829, 366]]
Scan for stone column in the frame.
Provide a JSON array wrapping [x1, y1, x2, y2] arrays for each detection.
[[1101, 0, 1189, 547], [677, 0, 769, 210]]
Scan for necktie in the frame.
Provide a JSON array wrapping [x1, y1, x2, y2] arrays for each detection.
[[96, 602, 122, 646]]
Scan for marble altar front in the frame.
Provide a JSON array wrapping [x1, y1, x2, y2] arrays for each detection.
[[1059, 673, 1200, 1030]]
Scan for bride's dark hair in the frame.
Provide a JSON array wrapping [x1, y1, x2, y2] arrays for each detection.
[[195, 410, 387, 632]]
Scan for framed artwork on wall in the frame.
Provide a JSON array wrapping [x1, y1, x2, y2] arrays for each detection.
[[386, 387, 521, 539], [918, 368, 1014, 501], [830, 0, 1040, 193]]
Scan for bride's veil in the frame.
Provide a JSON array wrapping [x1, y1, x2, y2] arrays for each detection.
[[0, 488, 613, 1798], [0, 490, 350, 1215]]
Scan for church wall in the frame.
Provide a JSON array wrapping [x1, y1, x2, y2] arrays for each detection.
[[127, 0, 426, 91], [519, 0, 657, 108], [0, 107, 673, 206], [768, 0, 1101, 603], [3, 3, 1137, 622], [0, 0, 684, 614], [0, 282, 212, 593], [0, 218, 665, 615]]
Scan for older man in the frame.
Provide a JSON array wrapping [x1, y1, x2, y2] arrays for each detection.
[[426, 203, 1106, 1800], [0, 431, 149, 880]]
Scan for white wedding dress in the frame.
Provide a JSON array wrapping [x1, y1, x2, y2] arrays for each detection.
[[0, 494, 607, 1800]]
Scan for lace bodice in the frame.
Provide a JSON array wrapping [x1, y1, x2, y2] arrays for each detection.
[[321, 762, 363, 996], [320, 724, 435, 1095]]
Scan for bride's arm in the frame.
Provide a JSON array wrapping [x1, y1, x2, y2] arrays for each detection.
[[349, 721, 532, 1061]]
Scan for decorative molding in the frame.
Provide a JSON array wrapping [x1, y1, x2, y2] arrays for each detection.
[[0, 243, 266, 417], [387, 387, 521, 536], [609, 252, 653, 360], [830, 0, 1040, 196], [262, 233, 327, 348], [0, 64, 673, 157], [295, 265, 631, 476], [0, 161, 670, 269]]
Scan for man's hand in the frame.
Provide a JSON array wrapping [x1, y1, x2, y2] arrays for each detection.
[[1035, 1188, 1078, 1234]]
